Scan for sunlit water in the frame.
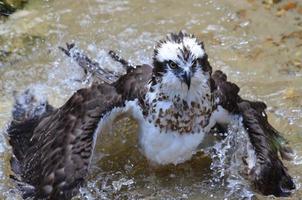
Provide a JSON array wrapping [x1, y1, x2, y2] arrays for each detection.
[[0, 0, 301, 199]]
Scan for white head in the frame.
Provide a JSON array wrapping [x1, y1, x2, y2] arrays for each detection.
[[145, 32, 214, 135], [151, 31, 213, 100]]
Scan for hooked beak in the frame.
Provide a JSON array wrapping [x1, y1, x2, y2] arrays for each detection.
[[181, 71, 191, 90]]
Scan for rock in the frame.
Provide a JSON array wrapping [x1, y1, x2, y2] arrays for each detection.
[[0, 0, 29, 16]]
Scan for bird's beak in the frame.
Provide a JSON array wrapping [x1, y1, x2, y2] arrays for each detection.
[[181, 71, 191, 90]]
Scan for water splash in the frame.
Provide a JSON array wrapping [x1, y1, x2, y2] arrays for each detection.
[[206, 117, 255, 200], [112, 178, 134, 192]]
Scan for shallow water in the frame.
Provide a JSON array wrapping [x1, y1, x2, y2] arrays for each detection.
[[0, 0, 301, 199]]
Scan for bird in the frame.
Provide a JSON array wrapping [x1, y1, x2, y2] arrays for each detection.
[[7, 31, 295, 199]]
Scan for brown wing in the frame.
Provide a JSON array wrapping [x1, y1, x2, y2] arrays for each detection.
[[113, 64, 152, 102], [60, 44, 153, 106], [212, 70, 295, 197], [8, 84, 124, 199], [8, 59, 152, 199]]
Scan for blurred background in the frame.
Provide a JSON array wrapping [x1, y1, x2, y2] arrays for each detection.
[[0, 0, 301, 199]]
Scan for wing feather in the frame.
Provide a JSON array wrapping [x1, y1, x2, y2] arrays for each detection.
[[59, 43, 121, 84], [8, 50, 153, 198], [8, 83, 124, 199], [212, 70, 295, 196]]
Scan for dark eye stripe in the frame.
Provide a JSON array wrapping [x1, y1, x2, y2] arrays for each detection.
[[191, 59, 197, 68], [197, 54, 211, 72]]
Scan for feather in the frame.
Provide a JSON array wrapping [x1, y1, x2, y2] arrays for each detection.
[[212, 70, 295, 196]]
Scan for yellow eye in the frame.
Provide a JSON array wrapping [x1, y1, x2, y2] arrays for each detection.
[[169, 62, 178, 69]]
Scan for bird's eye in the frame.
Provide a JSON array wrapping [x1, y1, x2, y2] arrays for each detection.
[[169, 61, 178, 69]]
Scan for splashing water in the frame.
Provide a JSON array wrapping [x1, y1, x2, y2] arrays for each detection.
[[0, 0, 302, 199], [206, 117, 255, 200]]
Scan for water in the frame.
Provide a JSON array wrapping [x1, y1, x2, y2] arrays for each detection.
[[0, 0, 301, 199], [206, 117, 256, 199]]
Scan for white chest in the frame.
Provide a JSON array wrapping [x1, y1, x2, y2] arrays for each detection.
[[138, 120, 205, 165], [127, 100, 207, 165]]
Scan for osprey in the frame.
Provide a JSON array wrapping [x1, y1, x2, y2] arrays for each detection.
[[7, 32, 295, 199]]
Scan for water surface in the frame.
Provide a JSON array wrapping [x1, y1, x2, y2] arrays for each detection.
[[0, 0, 301, 199]]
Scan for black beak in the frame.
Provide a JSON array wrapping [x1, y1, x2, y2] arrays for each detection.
[[181, 72, 191, 90]]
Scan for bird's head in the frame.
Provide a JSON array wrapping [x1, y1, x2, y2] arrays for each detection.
[[152, 31, 212, 97]]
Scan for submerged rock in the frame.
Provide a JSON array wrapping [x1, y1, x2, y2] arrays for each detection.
[[0, 0, 29, 16]]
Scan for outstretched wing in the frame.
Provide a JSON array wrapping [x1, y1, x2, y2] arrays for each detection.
[[8, 84, 124, 199], [59, 43, 122, 84], [8, 50, 152, 199], [211, 70, 295, 197], [59, 43, 153, 104]]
